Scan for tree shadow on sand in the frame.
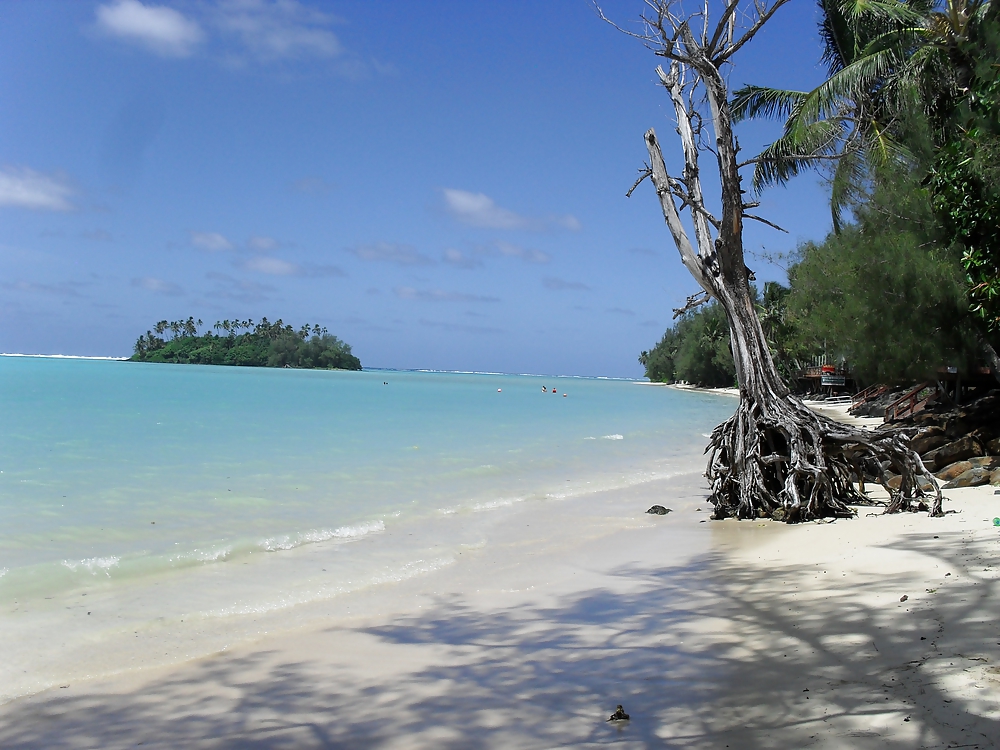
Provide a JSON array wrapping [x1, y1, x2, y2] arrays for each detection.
[[1, 526, 996, 749]]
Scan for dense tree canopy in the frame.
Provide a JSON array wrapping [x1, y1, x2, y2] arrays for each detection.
[[131, 318, 362, 371]]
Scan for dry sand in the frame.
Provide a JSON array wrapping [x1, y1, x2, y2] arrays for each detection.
[[2, 463, 998, 747]]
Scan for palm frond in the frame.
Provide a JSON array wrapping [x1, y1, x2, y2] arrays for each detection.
[[751, 119, 847, 191], [730, 86, 807, 123]]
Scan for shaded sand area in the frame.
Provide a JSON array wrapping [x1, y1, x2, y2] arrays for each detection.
[[2, 473, 999, 747]]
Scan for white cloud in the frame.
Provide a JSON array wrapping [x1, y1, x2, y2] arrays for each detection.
[[214, 0, 341, 61], [348, 242, 433, 266], [96, 0, 204, 58], [394, 287, 500, 303], [132, 276, 183, 295], [247, 235, 280, 251], [0, 167, 75, 211], [243, 256, 300, 275], [495, 241, 550, 264], [191, 231, 234, 252], [442, 189, 529, 230], [442, 248, 483, 270], [442, 189, 580, 232]]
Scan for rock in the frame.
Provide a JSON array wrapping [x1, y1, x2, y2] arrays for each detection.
[[646, 505, 672, 515], [942, 467, 992, 489], [932, 436, 985, 469], [991, 469, 1000, 486], [607, 705, 630, 722], [771, 508, 786, 522], [988, 437, 1000, 455], [935, 460, 973, 481], [900, 595, 908, 602], [911, 433, 950, 455], [969, 456, 1000, 470]]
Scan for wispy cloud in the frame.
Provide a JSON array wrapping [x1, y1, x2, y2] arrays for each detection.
[[0, 167, 75, 211], [542, 276, 590, 292], [191, 231, 234, 252], [242, 256, 299, 276], [214, 0, 342, 62], [291, 176, 335, 194], [205, 271, 274, 303], [348, 242, 433, 266], [96, 0, 205, 58], [394, 287, 500, 303], [239, 255, 346, 278], [442, 188, 580, 232], [495, 240, 550, 264], [2, 280, 88, 298], [82, 229, 113, 241], [247, 235, 280, 251], [442, 248, 483, 270], [419, 319, 503, 335], [131, 276, 183, 295]]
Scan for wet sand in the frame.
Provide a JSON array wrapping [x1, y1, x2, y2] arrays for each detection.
[[2, 466, 998, 748]]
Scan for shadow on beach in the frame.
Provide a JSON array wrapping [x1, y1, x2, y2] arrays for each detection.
[[1, 528, 996, 749]]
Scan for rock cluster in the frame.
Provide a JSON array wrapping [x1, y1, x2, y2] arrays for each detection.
[[886, 390, 1000, 489]]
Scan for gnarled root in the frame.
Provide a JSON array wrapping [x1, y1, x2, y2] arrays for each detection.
[[706, 395, 942, 522]]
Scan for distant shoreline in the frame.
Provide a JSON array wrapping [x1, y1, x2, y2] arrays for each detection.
[[0, 353, 127, 361]]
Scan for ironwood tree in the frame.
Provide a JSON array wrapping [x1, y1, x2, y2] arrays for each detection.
[[601, 0, 941, 519]]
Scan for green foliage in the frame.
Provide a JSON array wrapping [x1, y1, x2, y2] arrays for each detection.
[[785, 170, 982, 384], [922, 5, 1000, 330], [641, 284, 815, 387], [640, 301, 737, 387], [130, 318, 362, 371]]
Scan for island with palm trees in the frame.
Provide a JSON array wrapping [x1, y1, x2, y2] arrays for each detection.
[[130, 317, 362, 370]]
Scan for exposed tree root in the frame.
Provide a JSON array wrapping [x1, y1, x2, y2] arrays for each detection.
[[706, 395, 942, 522]]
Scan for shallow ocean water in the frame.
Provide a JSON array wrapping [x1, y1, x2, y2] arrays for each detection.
[[0, 356, 735, 701]]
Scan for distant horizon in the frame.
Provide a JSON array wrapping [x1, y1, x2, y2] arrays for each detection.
[[0, 351, 650, 381], [1, 1, 834, 377]]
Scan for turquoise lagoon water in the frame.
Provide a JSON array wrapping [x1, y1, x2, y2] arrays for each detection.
[[0, 356, 735, 700]]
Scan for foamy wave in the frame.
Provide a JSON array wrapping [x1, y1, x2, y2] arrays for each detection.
[[62, 556, 120, 575], [472, 496, 523, 512], [602, 434, 624, 440], [260, 520, 385, 552], [0, 567, 7, 578]]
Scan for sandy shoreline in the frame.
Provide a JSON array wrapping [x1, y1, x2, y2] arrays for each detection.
[[3, 454, 998, 748]]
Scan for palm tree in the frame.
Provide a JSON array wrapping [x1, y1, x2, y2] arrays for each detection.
[[732, 0, 992, 227]]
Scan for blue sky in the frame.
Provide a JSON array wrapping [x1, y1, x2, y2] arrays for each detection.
[[0, 0, 833, 376]]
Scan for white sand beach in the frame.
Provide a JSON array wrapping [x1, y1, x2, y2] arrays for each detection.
[[2, 462, 997, 748]]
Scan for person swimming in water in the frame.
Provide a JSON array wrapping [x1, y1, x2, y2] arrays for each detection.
[[542, 386, 547, 392]]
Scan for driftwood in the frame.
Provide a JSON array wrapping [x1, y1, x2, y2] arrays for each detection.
[[602, 1, 940, 519]]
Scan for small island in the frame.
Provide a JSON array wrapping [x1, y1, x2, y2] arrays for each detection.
[[130, 317, 362, 370]]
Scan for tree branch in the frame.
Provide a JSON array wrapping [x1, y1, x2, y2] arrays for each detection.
[[717, 0, 795, 62], [672, 290, 712, 318], [743, 213, 789, 233]]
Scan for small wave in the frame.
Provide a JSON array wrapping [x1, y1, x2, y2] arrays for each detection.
[[472, 496, 523, 512], [260, 520, 385, 552], [173, 546, 232, 564], [602, 434, 624, 440], [0, 567, 7, 578], [62, 556, 120, 575]]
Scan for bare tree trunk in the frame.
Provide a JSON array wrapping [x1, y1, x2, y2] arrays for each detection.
[[603, 0, 941, 520]]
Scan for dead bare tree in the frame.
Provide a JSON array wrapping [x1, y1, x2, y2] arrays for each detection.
[[601, 0, 941, 520]]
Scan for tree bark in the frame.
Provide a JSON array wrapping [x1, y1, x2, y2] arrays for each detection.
[[629, 10, 942, 520]]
